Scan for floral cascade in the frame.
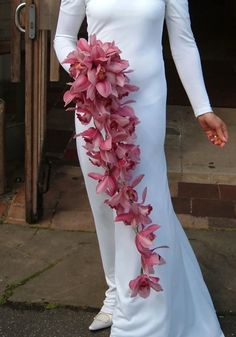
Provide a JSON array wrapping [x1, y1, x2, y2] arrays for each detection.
[[63, 34, 167, 298]]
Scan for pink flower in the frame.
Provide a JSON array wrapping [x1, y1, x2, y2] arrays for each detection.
[[77, 127, 113, 153], [141, 252, 166, 274], [62, 43, 88, 79], [76, 109, 93, 124], [63, 34, 138, 107], [88, 170, 118, 196], [135, 224, 161, 252], [129, 274, 163, 298], [115, 202, 153, 227], [115, 143, 141, 171], [87, 151, 104, 167], [105, 184, 138, 211], [77, 127, 103, 147], [87, 65, 113, 99], [63, 34, 168, 298]]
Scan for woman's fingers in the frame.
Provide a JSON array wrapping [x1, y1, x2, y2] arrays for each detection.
[[221, 123, 229, 142], [205, 129, 226, 147], [215, 122, 227, 142], [197, 112, 228, 148]]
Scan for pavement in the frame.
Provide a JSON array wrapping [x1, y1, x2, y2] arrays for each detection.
[[0, 304, 110, 337], [0, 222, 235, 336], [0, 304, 235, 337]]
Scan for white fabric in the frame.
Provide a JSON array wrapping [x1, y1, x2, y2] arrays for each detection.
[[54, 1, 224, 337]]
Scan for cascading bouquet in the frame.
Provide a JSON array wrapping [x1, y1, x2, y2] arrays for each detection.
[[63, 34, 167, 298]]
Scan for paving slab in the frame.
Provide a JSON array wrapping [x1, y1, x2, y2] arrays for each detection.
[[0, 224, 103, 303], [0, 224, 235, 313], [186, 228, 236, 313], [43, 165, 95, 232], [9, 233, 107, 309]]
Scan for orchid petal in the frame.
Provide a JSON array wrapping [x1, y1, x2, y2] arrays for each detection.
[[96, 80, 112, 98], [88, 172, 104, 180], [131, 174, 144, 188]]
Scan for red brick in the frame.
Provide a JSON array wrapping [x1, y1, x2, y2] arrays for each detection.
[[178, 182, 219, 199], [171, 197, 191, 214], [192, 199, 235, 218], [219, 184, 236, 201]]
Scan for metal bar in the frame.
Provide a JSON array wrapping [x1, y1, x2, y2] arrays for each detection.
[[15, 2, 26, 33]]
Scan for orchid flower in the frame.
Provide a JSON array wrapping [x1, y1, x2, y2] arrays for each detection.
[[129, 274, 163, 298], [63, 34, 168, 298]]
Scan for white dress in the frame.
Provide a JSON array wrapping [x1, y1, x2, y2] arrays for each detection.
[[54, 1, 225, 337]]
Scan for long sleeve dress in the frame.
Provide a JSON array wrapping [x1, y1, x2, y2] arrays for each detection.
[[54, 1, 225, 337]]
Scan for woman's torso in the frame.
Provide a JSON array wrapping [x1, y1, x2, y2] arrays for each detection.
[[85, 0, 167, 102]]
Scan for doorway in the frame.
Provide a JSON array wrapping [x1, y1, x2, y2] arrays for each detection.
[[164, 0, 236, 107]]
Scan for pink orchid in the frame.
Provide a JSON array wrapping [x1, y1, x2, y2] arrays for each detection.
[[129, 274, 163, 298], [86, 151, 104, 167], [105, 184, 138, 211], [104, 112, 139, 144], [135, 224, 161, 251], [76, 109, 92, 124], [73, 74, 91, 92], [141, 252, 166, 274], [62, 49, 87, 79], [63, 34, 168, 298], [105, 173, 145, 210], [88, 171, 118, 196], [77, 127, 113, 153], [114, 143, 141, 171], [115, 202, 153, 227], [77, 127, 103, 147]]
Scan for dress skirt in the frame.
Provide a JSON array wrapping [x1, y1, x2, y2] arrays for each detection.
[[54, 0, 225, 336]]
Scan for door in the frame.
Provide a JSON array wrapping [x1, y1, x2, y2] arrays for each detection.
[[12, 0, 60, 223]]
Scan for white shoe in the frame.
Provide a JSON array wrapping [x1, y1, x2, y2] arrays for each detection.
[[88, 311, 113, 331]]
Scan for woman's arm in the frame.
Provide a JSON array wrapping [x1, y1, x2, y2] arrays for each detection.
[[165, 0, 228, 146], [165, 0, 213, 118], [53, 0, 86, 73]]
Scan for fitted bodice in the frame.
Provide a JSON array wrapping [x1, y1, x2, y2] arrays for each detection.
[[85, 0, 166, 99], [54, 0, 213, 117], [86, 0, 165, 54]]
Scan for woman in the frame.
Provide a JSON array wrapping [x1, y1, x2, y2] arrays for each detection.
[[54, 1, 228, 336]]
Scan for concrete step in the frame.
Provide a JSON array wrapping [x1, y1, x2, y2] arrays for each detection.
[[1, 164, 236, 230]]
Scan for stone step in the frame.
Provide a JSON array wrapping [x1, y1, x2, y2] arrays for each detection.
[[170, 180, 236, 229], [1, 165, 236, 231]]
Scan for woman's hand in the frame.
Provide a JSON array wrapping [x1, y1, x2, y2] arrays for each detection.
[[196, 112, 229, 148]]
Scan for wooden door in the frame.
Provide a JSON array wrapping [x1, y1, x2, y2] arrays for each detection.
[[12, 0, 60, 222]]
